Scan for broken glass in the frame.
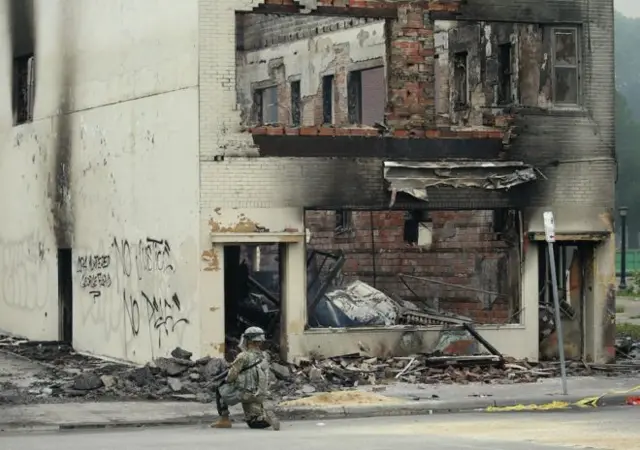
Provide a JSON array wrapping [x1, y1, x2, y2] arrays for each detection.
[[554, 30, 577, 66], [555, 67, 578, 104]]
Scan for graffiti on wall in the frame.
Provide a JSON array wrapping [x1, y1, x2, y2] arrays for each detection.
[[78, 236, 190, 355], [77, 254, 112, 296], [122, 290, 190, 347], [0, 236, 49, 312]]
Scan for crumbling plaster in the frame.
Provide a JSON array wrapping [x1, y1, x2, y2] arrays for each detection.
[[237, 20, 386, 127]]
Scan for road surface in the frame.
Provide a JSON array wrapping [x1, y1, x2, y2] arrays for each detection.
[[2, 407, 640, 450]]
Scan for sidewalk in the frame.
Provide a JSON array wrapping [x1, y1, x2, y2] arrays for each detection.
[[1, 375, 639, 432]]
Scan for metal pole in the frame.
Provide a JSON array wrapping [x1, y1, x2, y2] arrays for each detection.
[[547, 242, 568, 395], [620, 210, 628, 290]]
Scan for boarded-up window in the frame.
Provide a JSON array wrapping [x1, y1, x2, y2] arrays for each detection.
[[361, 67, 385, 125], [553, 28, 579, 105], [348, 66, 384, 126]]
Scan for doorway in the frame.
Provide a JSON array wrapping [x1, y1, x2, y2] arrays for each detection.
[[223, 244, 283, 361], [538, 242, 593, 360], [57, 248, 73, 343]]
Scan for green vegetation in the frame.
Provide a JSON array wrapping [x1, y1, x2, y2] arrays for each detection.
[[617, 323, 640, 340], [616, 305, 626, 313]]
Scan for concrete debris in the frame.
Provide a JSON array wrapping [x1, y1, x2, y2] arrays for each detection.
[[271, 362, 291, 380], [167, 377, 183, 392], [171, 347, 193, 360], [100, 375, 116, 389], [1, 334, 638, 406], [72, 373, 103, 391]]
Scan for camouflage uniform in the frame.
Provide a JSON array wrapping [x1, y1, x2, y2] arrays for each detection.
[[214, 327, 278, 430]]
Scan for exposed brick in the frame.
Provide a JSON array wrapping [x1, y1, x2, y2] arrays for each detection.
[[305, 209, 515, 324]]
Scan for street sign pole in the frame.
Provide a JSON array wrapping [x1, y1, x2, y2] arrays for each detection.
[[543, 211, 568, 395]]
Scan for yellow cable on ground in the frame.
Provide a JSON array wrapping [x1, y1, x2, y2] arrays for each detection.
[[574, 384, 640, 408], [486, 385, 640, 412], [486, 401, 571, 412]]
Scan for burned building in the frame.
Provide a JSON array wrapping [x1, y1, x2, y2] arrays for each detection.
[[0, 0, 615, 365]]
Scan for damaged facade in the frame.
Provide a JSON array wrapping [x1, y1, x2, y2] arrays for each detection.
[[0, 0, 615, 366]]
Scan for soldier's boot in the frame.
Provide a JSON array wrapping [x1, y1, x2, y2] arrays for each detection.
[[210, 416, 232, 428], [264, 411, 280, 431]]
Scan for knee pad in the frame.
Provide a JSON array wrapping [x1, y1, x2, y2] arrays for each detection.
[[246, 418, 271, 429]]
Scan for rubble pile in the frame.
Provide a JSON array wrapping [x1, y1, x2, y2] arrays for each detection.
[[2, 334, 638, 406]]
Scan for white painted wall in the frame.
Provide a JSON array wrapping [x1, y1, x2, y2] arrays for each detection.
[[0, 0, 200, 363]]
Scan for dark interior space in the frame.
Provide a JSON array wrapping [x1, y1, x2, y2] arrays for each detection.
[[57, 248, 73, 343], [538, 242, 591, 361], [223, 244, 282, 361]]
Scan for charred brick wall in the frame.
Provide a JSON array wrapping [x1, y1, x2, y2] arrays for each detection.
[[306, 210, 519, 324], [236, 17, 386, 128], [204, 0, 614, 215], [446, 0, 615, 211]]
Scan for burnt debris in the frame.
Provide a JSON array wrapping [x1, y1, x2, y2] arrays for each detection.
[[2, 334, 639, 406]]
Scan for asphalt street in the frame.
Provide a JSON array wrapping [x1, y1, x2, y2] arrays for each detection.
[[2, 407, 639, 450]]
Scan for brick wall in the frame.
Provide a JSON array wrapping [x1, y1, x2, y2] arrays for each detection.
[[201, 0, 614, 216], [305, 210, 518, 324], [237, 17, 386, 128]]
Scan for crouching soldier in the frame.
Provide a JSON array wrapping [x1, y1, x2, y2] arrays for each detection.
[[211, 326, 280, 431]]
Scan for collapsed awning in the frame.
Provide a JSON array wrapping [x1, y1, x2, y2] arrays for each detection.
[[383, 160, 538, 203]]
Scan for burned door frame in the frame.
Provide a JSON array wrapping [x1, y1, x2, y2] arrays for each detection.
[[209, 232, 307, 362], [533, 236, 614, 362]]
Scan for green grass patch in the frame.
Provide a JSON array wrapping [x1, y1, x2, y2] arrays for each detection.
[[617, 289, 637, 298], [630, 314, 640, 320], [617, 323, 640, 340]]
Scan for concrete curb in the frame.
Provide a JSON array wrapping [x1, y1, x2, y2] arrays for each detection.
[[1, 392, 637, 433], [275, 392, 638, 420]]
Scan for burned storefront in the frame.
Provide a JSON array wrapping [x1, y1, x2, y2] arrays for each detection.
[[197, 0, 615, 366]]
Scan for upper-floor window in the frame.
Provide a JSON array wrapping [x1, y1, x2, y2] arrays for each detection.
[[254, 86, 278, 125], [348, 66, 385, 126], [322, 75, 334, 125], [291, 80, 301, 126], [453, 51, 469, 107], [552, 28, 580, 105], [498, 43, 513, 105], [13, 54, 35, 125]]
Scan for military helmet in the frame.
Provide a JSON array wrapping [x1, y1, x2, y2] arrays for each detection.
[[242, 326, 266, 342]]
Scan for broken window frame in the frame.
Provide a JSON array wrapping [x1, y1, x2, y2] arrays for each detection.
[[334, 209, 352, 234], [403, 210, 429, 245], [551, 27, 581, 106], [347, 70, 363, 125], [453, 51, 469, 108], [254, 85, 278, 125], [290, 80, 301, 126], [497, 43, 513, 105], [322, 74, 334, 125], [13, 53, 35, 126]]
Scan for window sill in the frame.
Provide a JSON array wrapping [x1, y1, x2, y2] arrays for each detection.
[[511, 106, 588, 117]]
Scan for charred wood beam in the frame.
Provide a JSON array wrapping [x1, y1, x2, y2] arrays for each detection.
[[462, 323, 504, 361]]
